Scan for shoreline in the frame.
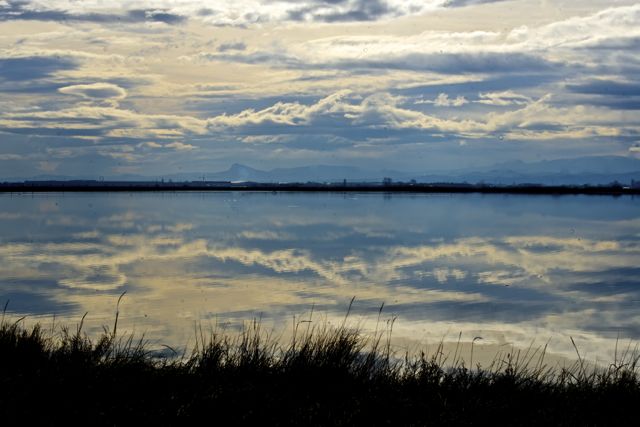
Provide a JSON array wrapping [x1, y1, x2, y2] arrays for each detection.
[[1, 182, 639, 196]]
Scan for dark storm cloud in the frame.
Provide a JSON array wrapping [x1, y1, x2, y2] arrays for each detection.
[[585, 99, 640, 110], [566, 267, 640, 296], [126, 9, 187, 25], [228, 120, 413, 142], [0, 56, 78, 82], [0, 0, 409, 26], [197, 50, 306, 68], [287, 0, 391, 23], [217, 42, 247, 52], [576, 36, 640, 51], [199, 49, 558, 75], [565, 79, 640, 110], [566, 80, 640, 97], [0, 126, 106, 138], [348, 52, 558, 74], [444, 0, 508, 7], [394, 73, 556, 99], [0, 1, 186, 24]]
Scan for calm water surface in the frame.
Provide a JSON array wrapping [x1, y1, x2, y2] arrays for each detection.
[[1, 192, 639, 363]]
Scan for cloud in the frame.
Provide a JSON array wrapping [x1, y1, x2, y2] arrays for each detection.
[[0, 51, 131, 95], [444, 0, 508, 7], [196, 45, 556, 76], [435, 93, 468, 107], [566, 80, 640, 97], [343, 51, 559, 76], [0, 1, 186, 25], [217, 42, 247, 52], [137, 141, 197, 151], [126, 9, 186, 25], [173, 2, 640, 104], [506, 4, 640, 50], [205, 90, 637, 142], [37, 160, 59, 172], [187, 50, 305, 69], [261, 5, 640, 74], [0, 105, 209, 139], [477, 91, 533, 106], [0, 56, 78, 82], [165, 141, 197, 151], [2, 1, 639, 33], [1, 2, 639, 174], [287, 0, 392, 23], [139, 141, 163, 149], [0, 0, 450, 26], [416, 93, 469, 107], [207, 90, 357, 128], [58, 83, 127, 101], [564, 79, 640, 110]]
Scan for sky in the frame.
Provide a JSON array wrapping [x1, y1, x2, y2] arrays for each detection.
[[0, 0, 639, 178]]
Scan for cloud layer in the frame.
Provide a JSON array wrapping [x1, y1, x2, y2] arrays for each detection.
[[0, 1, 639, 177]]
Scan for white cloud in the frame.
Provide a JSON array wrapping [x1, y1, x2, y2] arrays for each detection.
[[1, 106, 209, 139], [477, 91, 532, 106], [136, 141, 197, 152], [418, 93, 469, 107], [236, 4, 639, 74], [58, 83, 127, 101], [139, 141, 163, 149], [165, 141, 197, 151], [506, 4, 640, 50], [204, 90, 638, 142], [37, 161, 59, 172], [207, 90, 357, 128]]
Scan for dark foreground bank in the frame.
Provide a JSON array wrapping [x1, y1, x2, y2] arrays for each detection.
[[1, 318, 638, 426], [1, 181, 640, 196]]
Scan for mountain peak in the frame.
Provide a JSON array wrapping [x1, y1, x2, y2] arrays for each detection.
[[229, 163, 253, 171], [222, 163, 266, 181]]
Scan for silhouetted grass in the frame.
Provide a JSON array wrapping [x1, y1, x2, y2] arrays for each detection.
[[1, 311, 639, 426]]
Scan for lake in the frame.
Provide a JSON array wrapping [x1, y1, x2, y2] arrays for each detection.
[[1, 191, 639, 365]]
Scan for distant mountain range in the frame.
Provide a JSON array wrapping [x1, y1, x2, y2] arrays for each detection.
[[5, 156, 640, 186], [205, 163, 400, 183], [412, 156, 640, 186], [174, 156, 640, 185]]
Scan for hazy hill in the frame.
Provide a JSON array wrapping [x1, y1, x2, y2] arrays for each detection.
[[205, 163, 403, 182], [207, 156, 640, 185], [4, 156, 639, 185]]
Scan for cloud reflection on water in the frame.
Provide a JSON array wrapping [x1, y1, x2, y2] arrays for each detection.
[[0, 192, 639, 364]]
